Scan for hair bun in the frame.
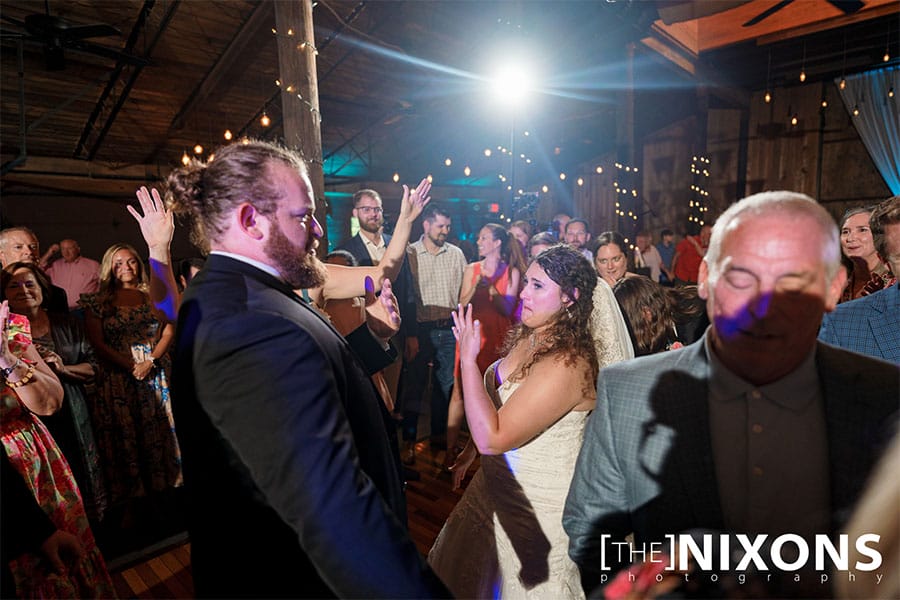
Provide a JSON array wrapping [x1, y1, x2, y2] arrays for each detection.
[[165, 160, 206, 216]]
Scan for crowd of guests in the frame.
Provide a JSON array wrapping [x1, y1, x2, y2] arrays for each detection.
[[1, 138, 898, 600]]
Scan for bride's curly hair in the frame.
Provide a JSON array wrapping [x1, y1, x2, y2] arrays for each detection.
[[503, 244, 598, 395]]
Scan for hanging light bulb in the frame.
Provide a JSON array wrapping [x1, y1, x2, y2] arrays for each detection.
[[224, 129, 233, 141], [444, 158, 452, 167], [559, 172, 566, 180], [839, 78, 846, 90], [595, 166, 603, 174], [181, 150, 190, 166], [241, 136, 250, 145], [799, 70, 806, 83], [764, 90, 772, 103], [260, 112, 271, 127], [576, 177, 584, 186], [821, 99, 828, 108], [193, 143, 204, 154], [484, 148, 492, 157], [392, 172, 400, 183], [884, 51, 891, 62], [541, 185, 549, 193], [208, 153, 215, 162], [889, 87, 895, 98], [790, 114, 798, 126], [852, 105, 860, 116], [463, 165, 471, 176]]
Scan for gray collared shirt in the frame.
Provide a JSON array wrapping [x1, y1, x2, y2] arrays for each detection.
[[706, 338, 831, 538]]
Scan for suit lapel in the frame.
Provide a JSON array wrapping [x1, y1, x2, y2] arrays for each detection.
[[205, 254, 349, 342], [651, 341, 725, 530], [816, 343, 867, 528], [869, 286, 900, 359]]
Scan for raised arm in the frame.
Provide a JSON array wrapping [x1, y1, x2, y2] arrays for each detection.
[[128, 186, 180, 323], [318, 178, 430, 302], [452, 303, 594, 455]]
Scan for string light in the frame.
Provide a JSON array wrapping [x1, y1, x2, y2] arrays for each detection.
[[577, 177, 584, 186], [799, 42, 806, 82], [181, 150, 190, 166], [839, 78, 846, 90], [241, 136, 250, 145], [764, 49, 772, 104], [444, 158, 452, 166], [484, 149, 492, 157], [852, 105, 860, 116], [463, 165, 471, 176], [392, 172, 400, 183], [260, 112, 271, 127], [791, 114, 798, 126], [559, 172, 566, 180], [224, 129, 233, 141], [889, 87, 895, 98], [427, 174, 433, 183], [541, 185, 549, 193], [595, 166, 603, 174], [765, 91, 772, 103], [193, 144, 204, 154]]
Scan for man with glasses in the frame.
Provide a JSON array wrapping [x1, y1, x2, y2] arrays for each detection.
[[337, 189, 417, 426]]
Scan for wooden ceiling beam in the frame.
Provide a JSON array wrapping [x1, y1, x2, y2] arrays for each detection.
[[167, 2, 274, 134], [2, 155, 163, 197], [756, 2, 899, 45]]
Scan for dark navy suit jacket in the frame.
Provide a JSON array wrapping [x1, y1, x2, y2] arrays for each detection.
[[171, 254, 447, 598]]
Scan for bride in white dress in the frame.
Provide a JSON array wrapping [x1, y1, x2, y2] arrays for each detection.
[[428, 245, 600, 599]]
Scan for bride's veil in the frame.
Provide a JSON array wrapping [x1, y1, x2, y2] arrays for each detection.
[[589, 277, 634, 368]]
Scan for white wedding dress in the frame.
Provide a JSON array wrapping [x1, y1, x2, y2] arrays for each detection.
[[428, 362, 588, 599]]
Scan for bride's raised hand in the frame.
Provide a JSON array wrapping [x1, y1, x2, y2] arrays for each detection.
[[451, 303, 480, 365]]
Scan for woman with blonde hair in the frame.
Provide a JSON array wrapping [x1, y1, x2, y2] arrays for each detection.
[[81, 243, 181, 513]]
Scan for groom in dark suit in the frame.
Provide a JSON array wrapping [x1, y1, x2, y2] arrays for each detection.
[[564, 191, 899, 595], [167, 141, 447, 598]]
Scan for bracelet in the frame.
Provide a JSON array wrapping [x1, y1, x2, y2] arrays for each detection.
[[1, 358, 21, 379], [6, 362, 36, 388]]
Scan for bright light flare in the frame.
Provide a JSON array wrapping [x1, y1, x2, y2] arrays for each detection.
[[488, 60, 533, 108]]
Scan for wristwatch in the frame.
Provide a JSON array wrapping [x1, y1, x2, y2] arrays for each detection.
[[1, 358, 21, 379]]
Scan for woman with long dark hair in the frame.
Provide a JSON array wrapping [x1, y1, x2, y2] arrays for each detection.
[[429, 245, 597, 598]]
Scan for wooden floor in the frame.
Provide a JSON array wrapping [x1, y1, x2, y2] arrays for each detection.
[[110, 439, 475, 599]]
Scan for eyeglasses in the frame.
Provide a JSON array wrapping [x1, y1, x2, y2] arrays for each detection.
[[596, 254, 625, 266], [356, 206, 383, 215]]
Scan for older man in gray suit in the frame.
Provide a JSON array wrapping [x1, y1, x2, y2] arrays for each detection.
[[564, 191, 899, 595]]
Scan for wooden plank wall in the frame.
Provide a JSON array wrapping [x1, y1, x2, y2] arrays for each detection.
[[564, 81, 891, 240]]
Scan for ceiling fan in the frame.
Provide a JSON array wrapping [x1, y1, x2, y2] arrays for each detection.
[[742, 0, 865, 27], [0, 3, 147, 70]]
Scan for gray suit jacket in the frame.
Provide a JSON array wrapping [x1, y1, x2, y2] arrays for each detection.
[[563, 333, 899, 591], [819, 284, 900, 363]]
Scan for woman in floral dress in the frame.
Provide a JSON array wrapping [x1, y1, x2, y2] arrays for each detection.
[[82, 243, 181, 508], [0, 300, 116, 598]]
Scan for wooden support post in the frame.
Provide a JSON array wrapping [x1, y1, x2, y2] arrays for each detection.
[[274, 0, 327, 253]]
